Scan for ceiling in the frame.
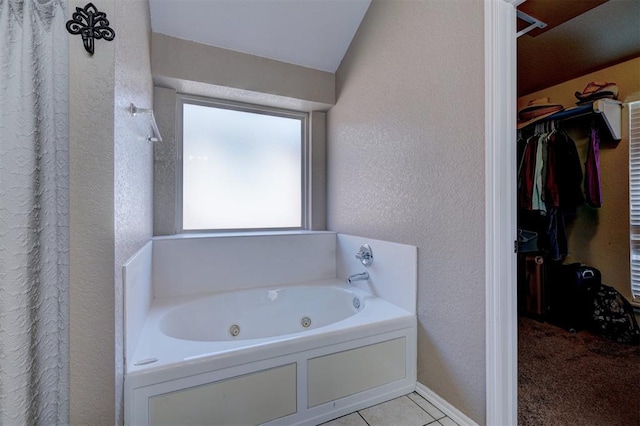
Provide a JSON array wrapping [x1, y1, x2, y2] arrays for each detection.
[[148, 0, 639, 97], [517, 0, 640, 96], [148, 0, 371, 73]]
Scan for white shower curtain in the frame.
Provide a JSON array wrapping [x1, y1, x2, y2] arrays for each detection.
[[0, 0, 69, 424]]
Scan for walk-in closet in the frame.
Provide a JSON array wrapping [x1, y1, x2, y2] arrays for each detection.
[[515, 1, 640, 424]]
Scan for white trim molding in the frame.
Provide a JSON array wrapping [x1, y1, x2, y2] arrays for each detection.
[[415, 383, 479, 426], [484, 0, 518, 425]]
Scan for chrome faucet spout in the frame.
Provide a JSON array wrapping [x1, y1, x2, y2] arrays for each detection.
[[346, 272, 369, 284]]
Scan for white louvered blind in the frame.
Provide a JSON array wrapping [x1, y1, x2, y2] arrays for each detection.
[[629, 100, 640, 300]]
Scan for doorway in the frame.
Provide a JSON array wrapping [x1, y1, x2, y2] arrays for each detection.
[[486, 1, 639, 424], [514, 1, 640, 425]]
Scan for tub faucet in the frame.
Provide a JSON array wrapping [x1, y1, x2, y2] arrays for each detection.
[[346, 272, 369, 284]]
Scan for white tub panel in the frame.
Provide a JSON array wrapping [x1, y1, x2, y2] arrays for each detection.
[[307, 337, 406, 408], [152, 232, 337, 298], [126, 327, 415, 426], [149, 363, 296, 426]]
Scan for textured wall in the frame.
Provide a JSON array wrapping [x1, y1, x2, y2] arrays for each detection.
[[153, 87, 177, 235], [326, 0, 486, 422], [68, 0, 116, 423], [152, 32, 335, 107], [310, 111, 328, 230], [517, 57, 640, 303], [69, 0, 153, 423], [114, 0, 154, 424]]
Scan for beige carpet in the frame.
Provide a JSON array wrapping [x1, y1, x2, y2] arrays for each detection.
[[518, 316, 640, 426]]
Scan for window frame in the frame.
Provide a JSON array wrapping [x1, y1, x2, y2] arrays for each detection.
[[176, 94, 310, 233]]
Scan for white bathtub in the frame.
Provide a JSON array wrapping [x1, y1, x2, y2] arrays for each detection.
[[159, 285, 365, 342], [125, 279, 416, 426]]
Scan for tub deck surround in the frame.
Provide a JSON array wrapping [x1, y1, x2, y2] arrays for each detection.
[[151, 231, 338, 298], [123, 232, 418, 426], [122, 241, 153, 370], [336, 234, 417, 314]]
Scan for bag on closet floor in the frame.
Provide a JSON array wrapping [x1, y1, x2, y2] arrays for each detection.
[[546, 263, 600, 332], [591, 284, 640, 345]]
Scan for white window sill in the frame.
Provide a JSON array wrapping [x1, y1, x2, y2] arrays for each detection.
[[152, 230, 335, 241]]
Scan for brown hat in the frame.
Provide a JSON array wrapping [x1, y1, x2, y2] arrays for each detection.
[[575, 81, 618, 102], [517, 97, 564, 129]]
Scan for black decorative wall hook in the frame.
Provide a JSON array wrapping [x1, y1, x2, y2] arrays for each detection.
[[66, 3, 115, 55]]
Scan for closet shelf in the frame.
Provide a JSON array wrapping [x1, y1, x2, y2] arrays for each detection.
[[525, 99, 622, 142]]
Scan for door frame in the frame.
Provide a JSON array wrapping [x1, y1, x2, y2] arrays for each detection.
[[485, 0, 520, 424]]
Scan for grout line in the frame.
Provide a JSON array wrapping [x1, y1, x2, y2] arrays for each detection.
[[407, 393, 428, 412], [408, 393, 444, 421], [357, 411, 371, 426], [341, 393, 455, 426]]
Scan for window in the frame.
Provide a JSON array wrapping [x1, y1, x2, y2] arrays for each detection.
[[629, 99, 640, 301], [178, 96, 308, 231]]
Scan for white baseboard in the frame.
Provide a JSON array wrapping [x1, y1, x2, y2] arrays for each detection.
[[415, 382, 479, 426]]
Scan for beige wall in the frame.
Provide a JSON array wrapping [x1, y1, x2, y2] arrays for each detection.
[[326, 0, 486, 423], [518, 57, 640, 302], [69, 0, 153, 423], [151, 32, 335, 111], [69, 0, 116, 422], [114, 1, 154, 424], [152, 86, 178, 236]]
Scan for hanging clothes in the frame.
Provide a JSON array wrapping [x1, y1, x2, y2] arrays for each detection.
[[532, 133, 547, 214], [553, 129, 585, 213], [584, 127, 603, 208], [517, 125, 585, 260], [546, 207, 569, 261], [518, 135, 538, 211], [545, 130, 560, 208]]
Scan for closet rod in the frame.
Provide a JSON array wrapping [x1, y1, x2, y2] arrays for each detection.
[[516, 10, 547, 38]]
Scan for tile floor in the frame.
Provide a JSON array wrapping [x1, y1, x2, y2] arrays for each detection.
[[319, 392, 458, 426]]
